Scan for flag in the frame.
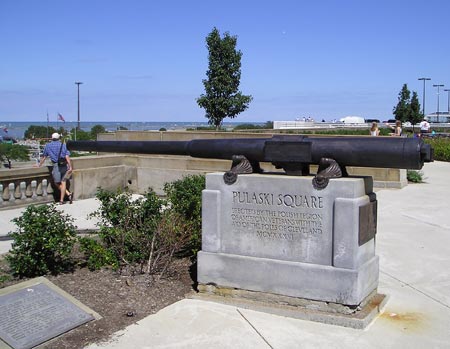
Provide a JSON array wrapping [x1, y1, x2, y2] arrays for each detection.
[[58, 113, 66, 122]]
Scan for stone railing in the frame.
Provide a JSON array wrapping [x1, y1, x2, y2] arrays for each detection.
[[0, 166, 57, 210]]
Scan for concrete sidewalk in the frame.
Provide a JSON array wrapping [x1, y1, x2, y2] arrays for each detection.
[[0, 198, 101, 254], [85, 161, 450, 349], [1, 162, 449, 348]]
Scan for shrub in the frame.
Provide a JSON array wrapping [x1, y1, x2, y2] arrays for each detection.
[[78, 237, 118, 271], [407, 170, 424, 183], [7, 204, 77, 277], [232, 121, 274, 131], [85, 176, 205, 275], [148, 210, 192, 276], [424, 138, 450, 162], [89, 188, 165, 273], [163, 174, 205, 254]]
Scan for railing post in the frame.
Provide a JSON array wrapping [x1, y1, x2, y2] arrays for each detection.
[[31, 180, 37, 199], [20, 181, 26, 200], [8, 183, 15, 203]]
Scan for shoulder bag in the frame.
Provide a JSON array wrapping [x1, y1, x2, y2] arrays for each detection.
[[57, 143, 68, 166]]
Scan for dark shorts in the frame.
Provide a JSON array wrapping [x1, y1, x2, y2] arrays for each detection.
[[52, 163, 68, 183]]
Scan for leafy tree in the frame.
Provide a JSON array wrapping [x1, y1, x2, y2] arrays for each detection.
[[393, 85, 422, 132], [24, 125, 56, 139], [393, 84, 411, 122], [0, 143, 30, 168], [197, 27, 253, 130], [409, 91, 423, 127], [70, 128, 92, 141], [91, 124, 106, 139]]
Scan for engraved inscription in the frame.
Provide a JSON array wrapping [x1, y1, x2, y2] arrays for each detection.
[[230, 190, 324, 241], [0, 283, 94, 349]]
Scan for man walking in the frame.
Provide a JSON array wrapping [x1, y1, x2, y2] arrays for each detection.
[[36, 133, 73, 204]]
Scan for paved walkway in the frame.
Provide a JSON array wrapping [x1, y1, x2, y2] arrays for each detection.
[[2, 162, 450, 348], [0, 199, 101, 253]]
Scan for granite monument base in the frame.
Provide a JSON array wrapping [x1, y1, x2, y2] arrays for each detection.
[[197, 173, 379, 308]]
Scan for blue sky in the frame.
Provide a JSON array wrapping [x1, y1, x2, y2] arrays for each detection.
[[1, 0, 449, 123]]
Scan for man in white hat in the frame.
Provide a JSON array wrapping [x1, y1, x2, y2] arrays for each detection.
[[35, 132, 73, 204]]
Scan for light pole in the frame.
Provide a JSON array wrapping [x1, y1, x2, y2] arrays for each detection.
[[433, 84, 444, 123], [75, 82, 83, 130], [418, 77, 431, 116], [444, 89, 450, 115]]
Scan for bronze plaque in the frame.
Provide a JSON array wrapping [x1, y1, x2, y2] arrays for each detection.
[[0, 282, 95, 349], [359, 200, 377, 246]]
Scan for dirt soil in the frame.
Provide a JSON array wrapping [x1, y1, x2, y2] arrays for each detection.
[[0, 258, 195, 349]]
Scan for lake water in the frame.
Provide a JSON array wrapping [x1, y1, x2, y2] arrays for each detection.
[[0, 121, 263, 140]]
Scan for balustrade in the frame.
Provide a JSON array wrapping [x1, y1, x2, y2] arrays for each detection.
[[0, 167, 55, 209]]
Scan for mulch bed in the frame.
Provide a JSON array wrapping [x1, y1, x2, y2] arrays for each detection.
[[0, 257, 195, 349]]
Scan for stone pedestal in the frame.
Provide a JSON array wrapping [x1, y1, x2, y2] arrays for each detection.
[[197, 173, 379, 306]]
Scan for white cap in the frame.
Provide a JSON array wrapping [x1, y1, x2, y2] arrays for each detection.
[[51, 133, 60, 139]]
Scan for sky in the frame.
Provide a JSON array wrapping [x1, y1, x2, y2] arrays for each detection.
[[1, 0, 449, 123]]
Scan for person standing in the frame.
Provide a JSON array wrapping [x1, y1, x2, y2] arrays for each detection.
[[35, 133, 73, 204], [419, 118, 431, 136], [369, 122, 380, 136]]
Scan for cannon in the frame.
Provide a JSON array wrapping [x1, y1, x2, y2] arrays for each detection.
[[67, 135, 433, 189]]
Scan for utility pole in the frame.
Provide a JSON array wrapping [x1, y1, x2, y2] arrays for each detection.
[[75, 82, 83, 130], [433, 84, 444, 123], [444, 89, 450, 115], [418, 77, 431, 117]]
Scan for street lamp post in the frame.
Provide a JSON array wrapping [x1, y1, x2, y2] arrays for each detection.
[[444, 89, 450, 115], [418, 77, 431, 117], [75, 82, 83, 130], [433, 84, 444, 123]]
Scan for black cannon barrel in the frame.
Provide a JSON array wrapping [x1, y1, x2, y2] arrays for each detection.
[[67, 140, 190, 156], [67, 136, 433, 170]]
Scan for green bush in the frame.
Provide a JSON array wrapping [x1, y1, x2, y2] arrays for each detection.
[[7, 204, 77, 277], [164, 174, 205, 254], [232, 122, 272, 131], [90, 188, 165, 273], [78, 237, 118, 271], [424, 138, 450, 162], [84, 176, 205, 274], [407, 170, 424, 183]]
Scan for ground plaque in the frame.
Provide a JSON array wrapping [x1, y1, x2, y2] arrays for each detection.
[[0, 277, 98, 349]]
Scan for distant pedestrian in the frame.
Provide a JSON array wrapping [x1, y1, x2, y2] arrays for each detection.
[[369, 122, 380, 136], [419, 118, 431, 136], [386, 120, 402, 137], [35, 133, 73, 204]]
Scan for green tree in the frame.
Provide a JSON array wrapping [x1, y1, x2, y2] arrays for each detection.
[[71, 128, 92, 141], [409, 91, 423, 127], [24, 125, 56, 139], [197, 27, 253, 130], [91, 124, 106, 139], [0, 143, 30, 168], [393, 84, 411, 122]]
